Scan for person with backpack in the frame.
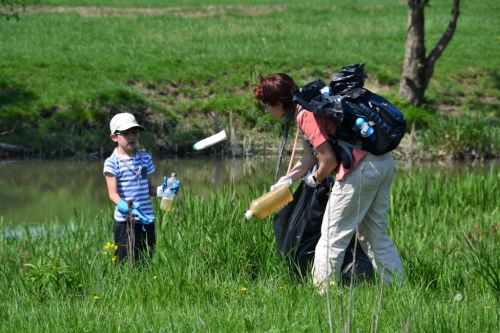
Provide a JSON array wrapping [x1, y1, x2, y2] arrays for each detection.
[[254, 72, 404, 293]]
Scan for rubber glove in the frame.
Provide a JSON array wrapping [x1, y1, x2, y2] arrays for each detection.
[[304, 172, 320, 188], [169, 180, 181, 195], [270, 176, 292, 191], [157, 177, 181, 197], [117, 200, 130, 214], [131, 202, 155, 224]]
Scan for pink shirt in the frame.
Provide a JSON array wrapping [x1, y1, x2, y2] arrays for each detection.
[[296, 107, 367, 181]]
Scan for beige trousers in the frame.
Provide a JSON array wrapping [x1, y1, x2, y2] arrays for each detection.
[[312, 152, 404, 288]]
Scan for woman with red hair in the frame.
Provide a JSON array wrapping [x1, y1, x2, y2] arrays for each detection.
[[254, 73, 404, 293]]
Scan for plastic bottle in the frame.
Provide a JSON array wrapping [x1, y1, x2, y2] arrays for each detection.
[[193, 130, 227, 150], [160, 173, 178, 212], [355, 118, 374, 137], [245, 185, 293, 220], [320, 86, 330, 97]]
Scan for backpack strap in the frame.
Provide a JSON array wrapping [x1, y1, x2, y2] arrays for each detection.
[[296, 105, 361, 169], [328, 137, 361, 170]]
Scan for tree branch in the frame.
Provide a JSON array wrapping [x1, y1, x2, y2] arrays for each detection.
[[425, 0, 460, 83]]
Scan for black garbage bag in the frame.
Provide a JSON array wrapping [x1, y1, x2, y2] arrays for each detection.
[[273, 179, 374, 283], [329, 63, 365, 95]]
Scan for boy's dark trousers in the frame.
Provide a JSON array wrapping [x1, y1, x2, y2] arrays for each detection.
[[113, 220, 156, 263]]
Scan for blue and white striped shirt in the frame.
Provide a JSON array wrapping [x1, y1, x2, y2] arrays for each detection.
[[103, 149, 155, 222]]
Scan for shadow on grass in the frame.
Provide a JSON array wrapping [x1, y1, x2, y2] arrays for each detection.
[[0, 80, 38, 109]]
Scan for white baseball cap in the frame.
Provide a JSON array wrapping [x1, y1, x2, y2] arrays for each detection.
[[110, 113, 145, 134]]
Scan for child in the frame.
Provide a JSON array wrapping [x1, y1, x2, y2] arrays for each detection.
[[103, 112, 179, 263]]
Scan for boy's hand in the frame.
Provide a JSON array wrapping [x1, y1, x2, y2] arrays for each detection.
[[117, 200, 130, 214], [170, 180, 181, 195], [157, 176, 167, 197], [157, 178, 181, 197], [131, 203, 154, 223]]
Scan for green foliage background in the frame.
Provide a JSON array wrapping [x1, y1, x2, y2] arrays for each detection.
[[0, 0, 499, 157]]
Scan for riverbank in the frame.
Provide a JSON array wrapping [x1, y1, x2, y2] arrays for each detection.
[[1, 1, 498, 161], [2, 119, 499, 162]]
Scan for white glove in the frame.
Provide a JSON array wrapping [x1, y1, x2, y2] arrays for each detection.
[[270, 176, 292, 191], [304, 172, 320, 188]]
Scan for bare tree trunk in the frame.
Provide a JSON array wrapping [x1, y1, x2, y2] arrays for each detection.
[[399, 0, 427, 105], [399, 0, 460, 105]]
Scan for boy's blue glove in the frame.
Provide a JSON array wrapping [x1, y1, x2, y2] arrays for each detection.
[[117, 200, 130, 214], [170, 180, 181, 195], [157, 178, 181, 197], [116, 200, 154, 224], [162, 176, 168, 192], [131, 202, 155, 224]]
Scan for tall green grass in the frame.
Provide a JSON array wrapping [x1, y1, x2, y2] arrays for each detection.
[[1, 167, 499, 332]]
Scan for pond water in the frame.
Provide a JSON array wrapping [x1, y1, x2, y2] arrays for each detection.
[[0, 156, 496, 229]]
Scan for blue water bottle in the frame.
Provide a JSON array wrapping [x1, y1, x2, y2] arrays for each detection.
[[355, 118, 374, 137]]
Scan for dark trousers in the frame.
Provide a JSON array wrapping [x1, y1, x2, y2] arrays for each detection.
[[113, 220, 156, 263]]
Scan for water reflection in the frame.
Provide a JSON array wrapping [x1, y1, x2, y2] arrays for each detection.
[[0, 157, 498, 228], [0, 157, 279, 228]]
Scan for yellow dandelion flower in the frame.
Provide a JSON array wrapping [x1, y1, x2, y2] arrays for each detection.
[[111, 256, 117, 262], [241, 287, 248, 292], [329, 281, 336, 287], [93, 295, 99, 301], [279, 285, 287, 291], [104, 242, 112, 250], [114, 245, 118, 251], [153, 276, 157, 280], [484, 306, 491, 309], [103, 251, 108, 256]]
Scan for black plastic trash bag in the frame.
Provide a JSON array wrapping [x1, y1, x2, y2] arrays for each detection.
[[273, 179, 373, 283], [329, 62, 365, 95]]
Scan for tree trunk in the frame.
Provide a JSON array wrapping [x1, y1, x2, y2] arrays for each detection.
[[399, 0, 460, 106]]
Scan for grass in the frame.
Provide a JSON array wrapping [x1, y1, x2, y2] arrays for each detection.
[[0, 0, 499, 158], [1, 166, 500, 332]]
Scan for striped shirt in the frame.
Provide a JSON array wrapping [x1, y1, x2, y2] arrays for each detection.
[[103, 149, 155, 222]]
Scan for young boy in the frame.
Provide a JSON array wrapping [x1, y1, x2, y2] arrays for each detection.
[[103, 112, 179, 262]]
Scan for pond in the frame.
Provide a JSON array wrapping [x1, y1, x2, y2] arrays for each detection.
[[0, 156, 496, 229]]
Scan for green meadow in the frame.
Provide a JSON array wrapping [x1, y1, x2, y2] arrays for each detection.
[[0, 0, 499, 157], [1, 167, 499, 332], [1, 1, 500, 332]]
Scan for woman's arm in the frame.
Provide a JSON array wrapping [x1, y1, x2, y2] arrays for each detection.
[[313, 140, 338, 182], [284, 140, 318, 182]]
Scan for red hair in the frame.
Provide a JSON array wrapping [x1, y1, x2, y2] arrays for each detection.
[[254, 73, 299, 110]]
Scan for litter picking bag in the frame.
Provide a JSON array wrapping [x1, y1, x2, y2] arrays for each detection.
[[273, 180, 374, 282]]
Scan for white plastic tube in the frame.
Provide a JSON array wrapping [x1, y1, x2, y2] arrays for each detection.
[[193, 130, 227, 150]]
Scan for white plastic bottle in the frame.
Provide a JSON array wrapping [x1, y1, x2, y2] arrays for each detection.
[[160, 173, 178, 212]]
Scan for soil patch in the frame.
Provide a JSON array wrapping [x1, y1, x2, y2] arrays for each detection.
[[24, 5, 289, 18]]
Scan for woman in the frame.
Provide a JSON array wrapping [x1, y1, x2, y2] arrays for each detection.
[[254, 73, 404, 292]]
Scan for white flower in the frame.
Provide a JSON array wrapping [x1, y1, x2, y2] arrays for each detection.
[[453, 293, 463, 302]]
